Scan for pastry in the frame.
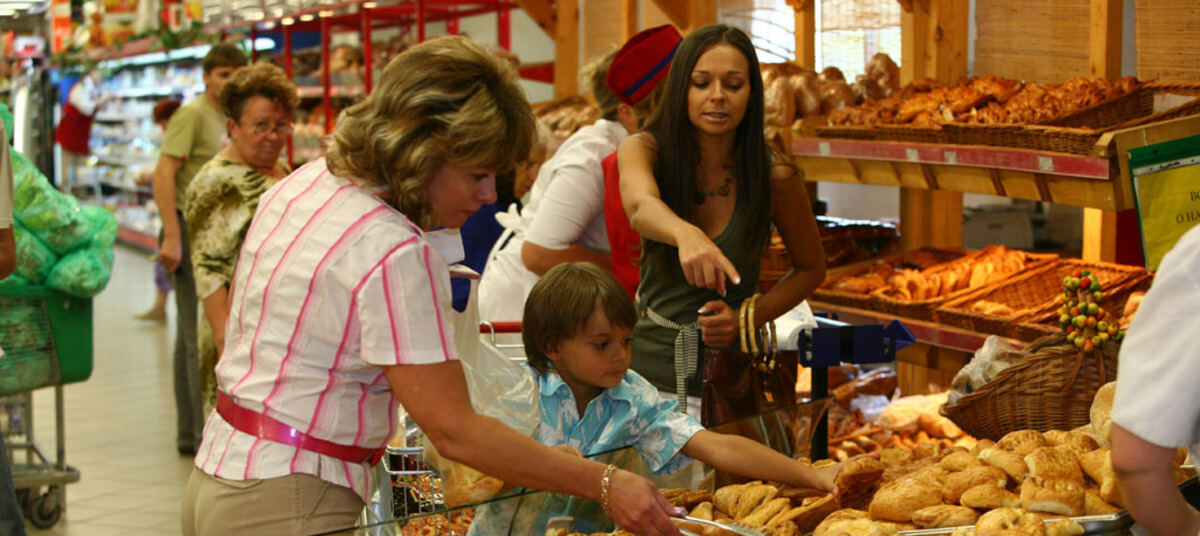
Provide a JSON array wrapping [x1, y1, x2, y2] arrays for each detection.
[[1024, 447, 1084, 483], [1090, 382, 1116, 443], [836, 457, 886, 496], [961, 483, 1021, 509], [778, 485, 828, 502], [689, 500, 715, 521], [980, 446, 1030, 482], [972, 439, 998, 455], [1045, 519, 1085, 536], [869, 478, 943, 522], [998, 430, 1048, 457], [768, 521, 803, 536], [975, 507, 1047, 535], [813, 509, 871, 536], [1020, 477, 1085, 516], [1084, 490, 1121, 515], [712, 483, 745, 517], [944, 466, 1009, 504], [769, 493, 840, 533], [1042, 430, 1099, 453], [1079, 448, 1124, 507], [915, 441, 945, 460], [912, 505, 980, 529], [908, 465, 950, 489], [734, 483, 779, 521], [879, 447, 913, 466], [941, 451, 984, 471], [740, 497, 791, 529]]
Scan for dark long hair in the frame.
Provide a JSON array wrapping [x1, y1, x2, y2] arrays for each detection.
[[641, 24, 772, 276]]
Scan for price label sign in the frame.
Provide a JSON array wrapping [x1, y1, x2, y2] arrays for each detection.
[[1129, 133, 1200, 272]]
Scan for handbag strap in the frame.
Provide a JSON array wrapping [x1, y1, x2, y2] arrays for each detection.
[[642, 303, 700, 414]]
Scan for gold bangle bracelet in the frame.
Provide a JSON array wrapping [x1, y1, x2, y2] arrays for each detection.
[[600, 464, 617, 515], [748, 293, 761, 356], [738, 299, 749, 352]]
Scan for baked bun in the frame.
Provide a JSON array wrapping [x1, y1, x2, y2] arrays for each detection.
[[1045, 519, 1085, 536], [915, 441, 946, 460], [1020, 477, 1085, 516], [1042, 430, 1100, 454], [941, 451, 984, 472], [975, 507, 1047, 535], [908, 465, 950, 489], [768, 521, 803, 536], [869, 478, 944, 522], [1084, 489, 1121, 515], [1090, 382, 1116, 443], [972, 439, 998, 455], [998, 430, 1048, 457], [979, 447, 1030, 481], [912, 505, 980, 528], [690, 501, 714, 520], [944, 466, 1009, 504], [1024, 446, 1083, 483], [961, 483, 1020, 509], [735, 483, 780, 520], [813, 509, 871, 536], [769, 493, 840, 533], [741, 497, 791, 529], [1079, 448, 1124, 507], [837, 457, 887, 495], [880, 447, 913, 466]]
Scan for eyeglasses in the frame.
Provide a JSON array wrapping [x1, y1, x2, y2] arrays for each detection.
[[243, 121, 294, 136]]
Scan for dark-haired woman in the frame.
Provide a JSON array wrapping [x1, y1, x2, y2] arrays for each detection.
[[618, 24, 826, 410]]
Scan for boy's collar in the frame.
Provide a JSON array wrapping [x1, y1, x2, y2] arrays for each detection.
[[539, 367, 635, 403]]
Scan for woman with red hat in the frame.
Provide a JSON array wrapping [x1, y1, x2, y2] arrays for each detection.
[[617, 24, 826, 415]]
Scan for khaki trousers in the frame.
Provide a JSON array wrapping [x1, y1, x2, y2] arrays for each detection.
[[181, 468, 364, 536]]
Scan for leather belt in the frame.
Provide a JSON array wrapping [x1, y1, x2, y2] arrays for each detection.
[[216, 391, 385, 465]]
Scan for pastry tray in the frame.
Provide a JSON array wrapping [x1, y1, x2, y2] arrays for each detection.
[[896, 476, 1199, 536]]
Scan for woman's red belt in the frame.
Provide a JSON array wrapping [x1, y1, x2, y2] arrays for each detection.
[[216, 391, 386, 465]]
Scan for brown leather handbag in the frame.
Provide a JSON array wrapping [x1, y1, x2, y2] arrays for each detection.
[[700, 294, 799, 427]]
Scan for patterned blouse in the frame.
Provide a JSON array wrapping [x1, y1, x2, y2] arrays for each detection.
[[184, 158, 287, 300], [466, 367, 705, 535]]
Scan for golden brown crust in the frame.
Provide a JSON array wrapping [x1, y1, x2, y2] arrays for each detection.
[[944, 465, 1009, 504], [961, 483, 1021, 509], [998, 430, 1048, 457], [869, 478, 944, 522], [1019, 478, 1086, 516], [1024, 447, 1084, 483], [1083, 490, 1121, 515], [712, 483, 745, 517], [769, 493, 841, 533], [975, 507, 1047, 536], [941, 451, 984, 472], [878, 447, 913, 467], [912, 505, 980, 528], [1044, 519, 1085, 536], [813, 509, 871, 536], [979, 447, 1030, 482], [1042, 430, 1100, 454], [734, 484, 780, 521], [741, 497, 792, 529], [1090, 382, 1116, 444], [690, 501, 714, 520], [972, 439, 998, 456], [1079, 448, 1124, 507]]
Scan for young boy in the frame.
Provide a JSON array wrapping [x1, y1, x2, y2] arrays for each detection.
[[469, 262, 837, 534]]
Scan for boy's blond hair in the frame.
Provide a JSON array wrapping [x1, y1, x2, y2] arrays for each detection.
[[522, 263, 637, 372]]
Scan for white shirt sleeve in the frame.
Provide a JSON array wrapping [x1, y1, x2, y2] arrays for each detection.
[[1111, 225, 1200, 448], [356, 239, 459, 366], [67, 80, 99, 117], [0, 123, 12, 229], [524, 160, 606, 252]]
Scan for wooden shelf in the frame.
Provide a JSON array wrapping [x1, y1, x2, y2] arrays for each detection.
[[811, 301, 996, 354]]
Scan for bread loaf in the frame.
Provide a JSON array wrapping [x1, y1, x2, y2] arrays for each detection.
[[960, 483, 1021, 509], [944, 466, 1008, 504], [1019, 477, 1085, 516], [979, 447, 1030, 482], [975, 507, 1047, 535], [869, 478, 943, 522], [1024, 447, 1084, 483], [1079, 448, 1124, 507], [998, 430, 1048, 457], [1090, 382, 1116, 444], [912, 505, 980, 529]]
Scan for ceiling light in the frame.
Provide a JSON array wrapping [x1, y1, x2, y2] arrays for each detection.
[[363, 1, 376, 7], [261, 20, 276, 30], [280, 16, 294, 25], [0, 9, 16, 15], [317, 9, 332, 17], [298, 13, 314, 21]]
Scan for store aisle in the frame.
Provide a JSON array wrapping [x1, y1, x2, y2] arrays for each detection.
[[24, 245, 193, 536]]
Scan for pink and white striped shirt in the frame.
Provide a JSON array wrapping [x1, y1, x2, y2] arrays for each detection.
[[194, 158, 458, 502]]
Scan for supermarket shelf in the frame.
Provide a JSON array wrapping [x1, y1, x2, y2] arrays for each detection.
[[809, 301, 994, 354], [295, 85, 365, 98], [116, 225, 158, 252], [92, 156, 154, 168], [100, 179, 151, 195], [94, 114, 129, 123]]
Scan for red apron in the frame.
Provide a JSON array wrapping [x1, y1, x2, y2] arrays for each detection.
[[55, 99, 94, 156], [602, 150, 641, 300]]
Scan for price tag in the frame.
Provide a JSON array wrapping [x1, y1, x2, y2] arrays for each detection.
[[1129, 134, 1200, 272], [906, 148, 919, 162], [944, 151, 957, 165], [818, 142, 831, 156], [1038, 156, 1055, 172]]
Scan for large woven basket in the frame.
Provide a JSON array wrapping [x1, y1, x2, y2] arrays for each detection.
[[814, 125, 878, 141], [942, 123, 1103, 155], [941, 335, 1118, 441], [936, 259, 1146, 337], [1012, 273, 1154, 342], [1047, 81, 1200, 129], [811, 247, 967, 310], [874, 124, 948, 144]]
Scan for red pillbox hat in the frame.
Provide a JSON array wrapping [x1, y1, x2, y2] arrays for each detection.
[[606, 24, 683, 106]]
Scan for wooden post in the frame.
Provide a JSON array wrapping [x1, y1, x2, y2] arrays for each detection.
[[621, 0, 638, 42], [1082, 0, 1125, 262], [687, 0, 716, 32], [899, 0, 929, 85], [554, 0, 579, 98], [786, 0, 816, 69], [1082, 208, 1119, 262], [927, 0, 968, 83]]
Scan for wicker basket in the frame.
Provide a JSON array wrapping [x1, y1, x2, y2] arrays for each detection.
[[1012, 273, 1154, 342], [1048, 81, 1200, 130], [874, 124, 948, 144], [936, 259, 1147, 337], [941, 336, 1117, 441], [868, 251, 1058, 322], [814, 125, 878, 141], [942, 123, 1103, 155], [811, 248, 968, 310]]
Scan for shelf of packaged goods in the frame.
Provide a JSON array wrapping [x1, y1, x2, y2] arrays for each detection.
[[92, 156, 155, 168], [99, 179, 151, 195], [792, 115, 1200, 212], [295, 85, 364, 99], [116, 224, 158, 251], [110, 86, 199, 99], [810, 300, 996, 354], [94, 114, 129, 123]]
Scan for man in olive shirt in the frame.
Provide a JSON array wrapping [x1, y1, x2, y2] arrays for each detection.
[[152, 43, 246, 455]]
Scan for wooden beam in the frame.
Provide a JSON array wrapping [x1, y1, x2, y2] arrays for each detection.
[[1089, 0, 1122, 80], [1082, 208, 1118, 262], [927, 0, 968, 82], [786, 0, 816, 69], [900, 188, 964, 251], [899, 0, 929, 84], [621, 0, 638, 42], [649, 0, 688, 30], [554, 0, 579, 98], [513, 0, 555, 35], [686, 0, 716, 32]]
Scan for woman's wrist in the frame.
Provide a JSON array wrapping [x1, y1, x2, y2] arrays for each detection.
[[599, 464, 617, 514]]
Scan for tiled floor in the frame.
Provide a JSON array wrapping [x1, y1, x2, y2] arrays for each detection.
[[16, 245, 194, 535]]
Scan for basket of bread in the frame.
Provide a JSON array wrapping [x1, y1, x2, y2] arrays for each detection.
[[813, 248, 970, 312]]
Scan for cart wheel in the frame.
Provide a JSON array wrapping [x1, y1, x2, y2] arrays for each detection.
[[24, 487, 62, 529]]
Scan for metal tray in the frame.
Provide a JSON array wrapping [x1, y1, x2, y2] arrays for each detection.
[[898, 476, 1199, 536]]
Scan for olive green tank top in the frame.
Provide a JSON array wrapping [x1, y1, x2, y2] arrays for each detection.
[[631, 195, 763, 395]]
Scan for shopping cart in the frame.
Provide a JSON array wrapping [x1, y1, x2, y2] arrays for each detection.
[[0, 282, 92, 529]]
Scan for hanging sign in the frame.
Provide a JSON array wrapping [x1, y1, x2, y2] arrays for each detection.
[[51, 0, 71, 52], [1129, 133, 1200, 272]]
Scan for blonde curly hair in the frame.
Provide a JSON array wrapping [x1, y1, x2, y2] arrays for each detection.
[[325, 36, 536, 229]]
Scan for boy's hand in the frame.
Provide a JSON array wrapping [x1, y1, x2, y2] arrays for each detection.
[[697, 300, 737, 349]]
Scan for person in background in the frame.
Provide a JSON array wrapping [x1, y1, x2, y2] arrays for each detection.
[[181, 37, 685, 536], [0, 117, 26, 536], [152, 42, 247, 455], [134, 98, 182, 323], [1110, 224, 1200, 536], [53, 69, 112, 194], [184, 63, 296, 414], [602, 25, 682, 299], [477, 49, 629, 322], [618, 25, 825, 411]]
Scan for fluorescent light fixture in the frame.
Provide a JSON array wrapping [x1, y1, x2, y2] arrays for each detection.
[[363, 1, 377, 7], [261, 20, 276, 30], [280, 16, 294, 25], [0, 9, 15, 15], [298, 13, 314, 21], [317, 9, 332, 17]]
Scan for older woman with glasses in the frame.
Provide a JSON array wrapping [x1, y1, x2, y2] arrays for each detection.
[[184, 62, 298, 413]]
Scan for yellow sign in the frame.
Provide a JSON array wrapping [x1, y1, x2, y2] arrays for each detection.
[[1132, 162, 1200, 272]]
